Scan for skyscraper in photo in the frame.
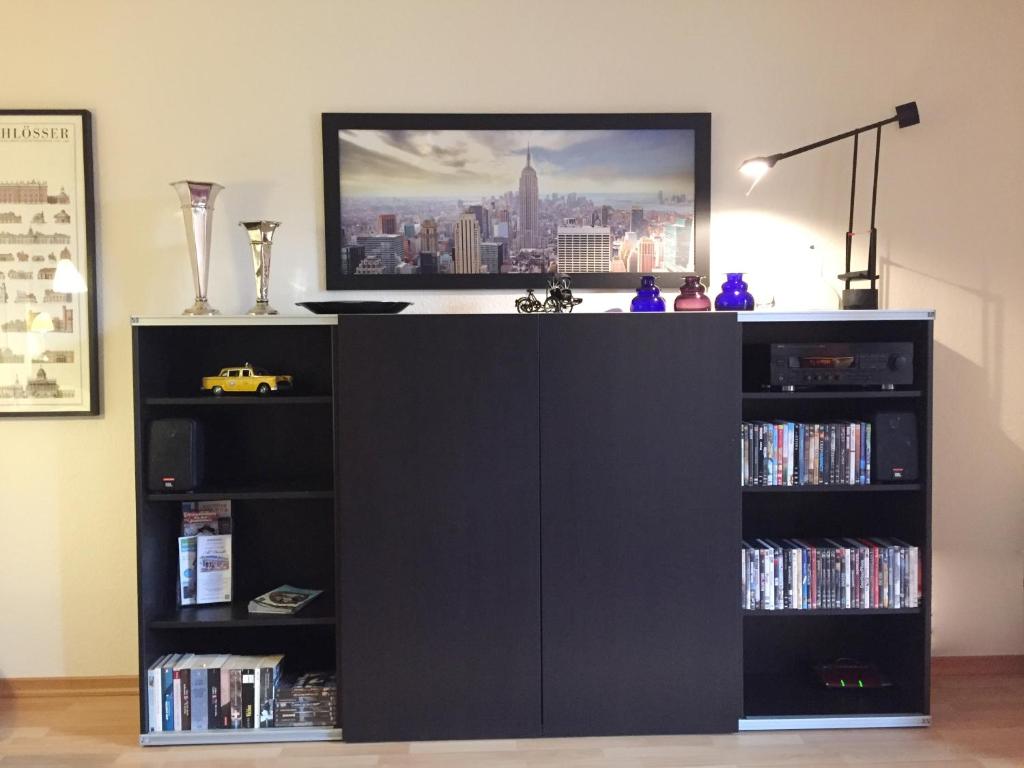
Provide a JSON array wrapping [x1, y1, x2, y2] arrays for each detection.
[[468, 204, 491, 242], [356, 234, 403, 273], [637, 236, 656, 273], [556, 225, 612, 273], [630, 206, 645, 236], [341, 245, 366, 275], [453, 213, 481, 274], [378, 213, 397, 234], [419, 218, 438, 254], [480, 241, 506, 275], [419, 252, 437, 274], [670, 219, 693, 269], [518, 144, 539, 250]]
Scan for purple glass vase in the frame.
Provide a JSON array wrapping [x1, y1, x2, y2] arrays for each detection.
[[630, 275, 666, 312], [674, 275, 712, 311], [714, 272, 755, 311]]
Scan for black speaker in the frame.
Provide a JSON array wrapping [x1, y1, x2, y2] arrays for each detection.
[[872, 411, 918, 482], [148, 418, 204, 492]]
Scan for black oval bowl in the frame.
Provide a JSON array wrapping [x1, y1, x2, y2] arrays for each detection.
[[296, 301, 412, 315]]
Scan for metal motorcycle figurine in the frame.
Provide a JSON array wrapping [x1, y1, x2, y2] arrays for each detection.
[[515, 275, 583, 314]]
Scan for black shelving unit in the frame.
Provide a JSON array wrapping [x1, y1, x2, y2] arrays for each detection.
[[132, 316, 342, 746], [132, 310, 933, 744], [737, 313, 932, 731]]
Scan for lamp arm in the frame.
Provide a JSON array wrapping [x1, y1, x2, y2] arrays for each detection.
[[845, 133, 859, 289], [771, 114, 899, 164], [867, 126, 882, 290]]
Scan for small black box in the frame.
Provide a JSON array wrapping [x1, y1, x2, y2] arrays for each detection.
[[872, 412, 918, 482], [148, 418, 204, 492]]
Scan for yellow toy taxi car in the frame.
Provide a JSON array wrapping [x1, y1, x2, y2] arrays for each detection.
[[200, 363, 293, 395]]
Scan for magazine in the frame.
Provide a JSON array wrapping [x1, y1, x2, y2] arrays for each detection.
[[182, 500, 232, 535], [248, 585, 322, 615], [177, 537, 197, 606], [196, 534, 232, 604]]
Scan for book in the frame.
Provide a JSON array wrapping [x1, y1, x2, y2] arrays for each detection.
[[248, 585, 323, 615], [196, 534, 232, 604], [161, 653, 181, 732], [177, 537, 197, 606], [242, 667, 256, 729], [147, 654, 169, 732], [219, 664, 233, 728], [181, 500, 232, 535], [258, 654, 285, 728], [185, 654, 228, 730], [221, 656, 251, 729], [172, 654, 194, 731]]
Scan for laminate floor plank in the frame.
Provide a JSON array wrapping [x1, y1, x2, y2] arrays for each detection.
[[0, 672, 1022, 767]]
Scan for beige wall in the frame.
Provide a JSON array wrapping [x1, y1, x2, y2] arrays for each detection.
[[0, 0, 1021, 677]]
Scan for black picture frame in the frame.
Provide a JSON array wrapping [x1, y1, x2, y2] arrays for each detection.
[[322, 113, 710, 290], [0, 109, 99, 416]]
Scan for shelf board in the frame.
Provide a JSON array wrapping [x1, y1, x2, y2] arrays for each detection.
[[744, 608, 921, 617], [743, 484, 922, 494], [149, 600, 335, 629], [140, 725, 342, 746], [146, 487, 333, 502], [145, 395, 332, 406], [743, 390, 922, 400], [744, 671, 922, 718]]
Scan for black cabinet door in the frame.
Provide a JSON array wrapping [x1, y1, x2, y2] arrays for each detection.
[[540, 313, 741, 735], [337, 315, 542, 742]]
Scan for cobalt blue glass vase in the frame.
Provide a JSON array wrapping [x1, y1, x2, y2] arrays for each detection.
[[630, 275, 666, 312], [714, 272, 755, 311]]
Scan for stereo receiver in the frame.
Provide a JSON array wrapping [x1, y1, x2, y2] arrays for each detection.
[[769, 342, 913, 390]]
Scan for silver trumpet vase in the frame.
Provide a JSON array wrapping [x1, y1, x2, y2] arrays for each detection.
[[240, 220, 281, 315], [171, 180, 224, 315]]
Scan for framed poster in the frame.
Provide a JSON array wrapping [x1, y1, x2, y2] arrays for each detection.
[[0, 110, 98, 416], [322, 113, 710, 290]]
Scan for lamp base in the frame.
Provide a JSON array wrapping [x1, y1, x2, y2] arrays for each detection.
[[841, 288, 879, 310]]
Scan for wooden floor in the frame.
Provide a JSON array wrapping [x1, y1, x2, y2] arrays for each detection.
[[1, 672, 1022, 767]]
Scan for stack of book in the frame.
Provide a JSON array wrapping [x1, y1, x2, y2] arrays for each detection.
[[146, 653, 283, 732], [275, 672, 337, 727], [741, 538, 920, 610], [741, 420, 872, 486]]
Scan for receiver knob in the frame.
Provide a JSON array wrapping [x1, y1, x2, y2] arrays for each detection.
[[888, 354, 908, 371]]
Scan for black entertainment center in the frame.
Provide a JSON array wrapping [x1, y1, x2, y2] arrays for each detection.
[[133, 309, 932, 745]]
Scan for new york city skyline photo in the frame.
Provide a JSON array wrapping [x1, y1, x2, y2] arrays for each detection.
[[336, 128, 697, 278]]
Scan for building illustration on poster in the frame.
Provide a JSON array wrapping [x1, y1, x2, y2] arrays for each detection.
[[0, 112, 95, 415]]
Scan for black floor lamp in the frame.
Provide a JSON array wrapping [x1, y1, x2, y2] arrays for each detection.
[[740, 102, 920, 310]]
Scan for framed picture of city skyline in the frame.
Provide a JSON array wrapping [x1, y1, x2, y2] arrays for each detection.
[[322, 113, 710, 289], [0, 110, 99, 416]]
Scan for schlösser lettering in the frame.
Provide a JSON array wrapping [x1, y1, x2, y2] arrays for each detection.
[[0, 126, 70, 140]]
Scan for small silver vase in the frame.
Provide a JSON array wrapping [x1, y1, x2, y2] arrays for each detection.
[[171, 180, 224, 315], [240, 220, 280, 315]]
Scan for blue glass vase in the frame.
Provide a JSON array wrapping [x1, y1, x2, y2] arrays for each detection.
[[714, 272, 755, 311], [630, 275, 666, 312]]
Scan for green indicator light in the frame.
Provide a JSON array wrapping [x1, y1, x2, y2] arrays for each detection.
[[859, 679, 864, 688], [840, 679, 846, 687]]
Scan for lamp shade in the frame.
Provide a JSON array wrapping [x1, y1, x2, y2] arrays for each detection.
[[739, 157, 775, 180], [53, 256, 87, 294]]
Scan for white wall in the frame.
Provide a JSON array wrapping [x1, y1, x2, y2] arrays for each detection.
[[1, 0, 1021, 677]]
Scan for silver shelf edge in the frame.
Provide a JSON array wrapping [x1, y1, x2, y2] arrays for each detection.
[[739, 714, 930, 731], [131, 315, 338, 327], [736, 310, 934, 322], [139, 726, 343, 746]]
